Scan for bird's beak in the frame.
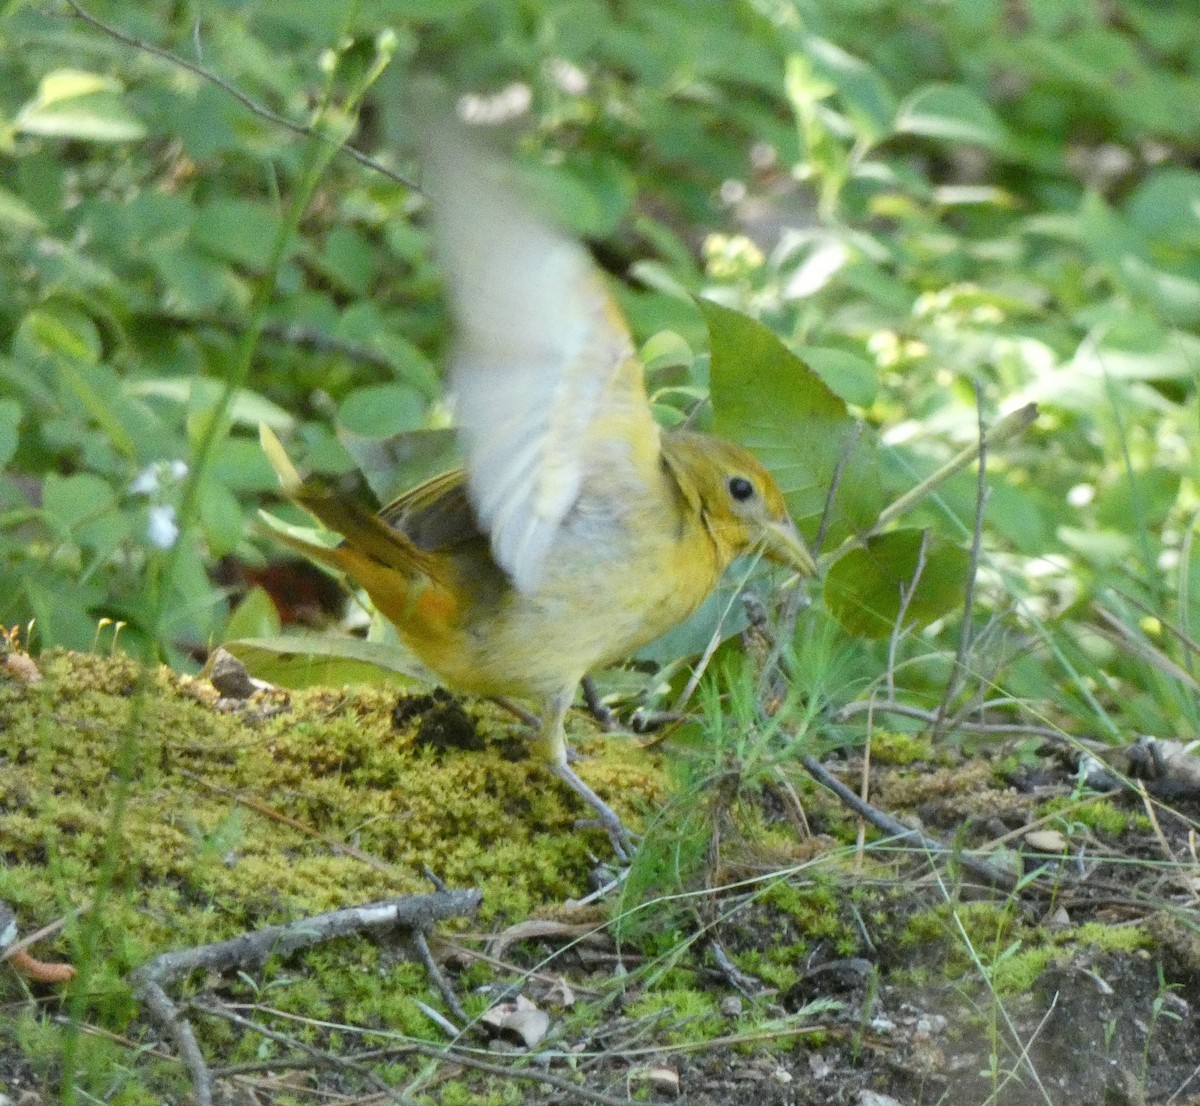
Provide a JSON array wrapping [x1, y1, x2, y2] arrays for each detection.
[[760, 517, 816, 576]]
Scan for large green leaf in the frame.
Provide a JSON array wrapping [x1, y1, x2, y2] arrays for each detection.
[[0, 399, 22, 469], [702, 299, 884, 547], [223, 634, 427, 691], [16, 70, 145, 143], [339, 426, 460, 505], [825, 529, 970, 638], [895, 83, 1008, 149]]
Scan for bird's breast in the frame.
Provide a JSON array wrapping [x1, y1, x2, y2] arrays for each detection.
[[394, 466, 722, 700]]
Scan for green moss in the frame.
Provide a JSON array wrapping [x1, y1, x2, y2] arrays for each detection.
[[1066, 921, 1148, 954], [438, 1080, 523, 1106], [0, 649, 671, 1095], [987, 945, 1057, 994], [627, 987, 722, 1043], [1039, 796, 1147, 836], [898, 896, 1154, 996], [868, 730, 935, 765], [734, 948, 799, 991]]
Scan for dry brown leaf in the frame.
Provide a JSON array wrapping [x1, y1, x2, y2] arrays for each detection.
[[480, 994, 550, 1049], [488, 917, 608, 960]]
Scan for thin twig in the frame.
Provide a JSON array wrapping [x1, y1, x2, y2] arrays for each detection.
[[142, 981, 214, 1105], [798, 754, 1021, 890], [412, 998, 462, 1038], [832, 699, 1069, 742], [398, 1041, 638, 1106], [886, 530, 927, 700], [1135, 781, 1178, 864], [412, 929, 469, 1027], [854, 698, 874, 873], [200, 1001, 416, 1103], [132, 891, 482, 1106], [62, 0, 419, 190], [822, 402, 1038, 569], [708, 938, 762, 996], [933, 382, 990, 737]]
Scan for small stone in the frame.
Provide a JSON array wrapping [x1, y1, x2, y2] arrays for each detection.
[[207, 648, 259, 699], [858, 1091, 904, 1106], [1043, 905, 1071, 929], [808, 1053, 832, 1078], [772, 1068, 793, 1086], [647, 1066, 680, 1097], [1025, 829, 1068, 853], [720, 995, 743, 1017], [4, 652, 42, 683]]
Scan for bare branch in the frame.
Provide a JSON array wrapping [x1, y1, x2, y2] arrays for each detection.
[[798, 754, 1021, 891], [62, 0, 419, 191], [933, 381, 991, 735], [131, 890, 482, 1106]]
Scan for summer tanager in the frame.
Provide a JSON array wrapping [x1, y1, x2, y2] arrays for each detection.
[[266, 94, 814, 856]]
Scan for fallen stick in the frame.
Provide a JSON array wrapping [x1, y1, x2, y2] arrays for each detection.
[[799, 755, 1023, 891], [131, 889, 482, 1106]]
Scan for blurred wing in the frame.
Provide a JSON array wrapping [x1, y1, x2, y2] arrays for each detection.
[[417, 88, 659, 591]]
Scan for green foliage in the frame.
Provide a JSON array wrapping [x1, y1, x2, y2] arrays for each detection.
[[3, 12, 1200, 1096], [0, 0, 1195, 753]]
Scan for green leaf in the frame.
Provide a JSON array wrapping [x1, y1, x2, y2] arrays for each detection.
[[130, 378, 295, 431], [0, 188, 44, 233], [1125, 168, 1200, 249], [0, 399, 22, 468], [1073, 323, 1200, 382], [339, 426, 460, 505], [57, 361, 138, 459], [199, 477, 246, 558], [801, 347, 877, 407], [1118, 257, 1200, 326], [1095, 469, 1180, 532], [641, 330, 695, 375], [825, 529, 971, 638], [337, 382, 425, 440], [16, 306, 102, 364], [191, 199, 284, 271], [16, 69, 146, 143], [20, 575, 105, 651], [223, 634, 426, 690], [895, 84, 1008, 149], [317, 225, 375, 296], [223, 586, 282, 642], [42, 472, 127, 551], [803, 36, 897, 142], [701, 299, 884, 546]]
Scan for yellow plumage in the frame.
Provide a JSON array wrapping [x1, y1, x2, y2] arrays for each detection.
[[266, 89, 813, 856]]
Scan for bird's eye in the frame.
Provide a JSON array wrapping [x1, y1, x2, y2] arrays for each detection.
[[728, 476, 755, 502]]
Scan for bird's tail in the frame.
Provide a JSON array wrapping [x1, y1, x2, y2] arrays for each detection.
[[258, 425, 436, 593]]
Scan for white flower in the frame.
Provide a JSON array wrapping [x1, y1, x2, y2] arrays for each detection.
[[129, 466, 160, 496], [147, 505, 179, 549]]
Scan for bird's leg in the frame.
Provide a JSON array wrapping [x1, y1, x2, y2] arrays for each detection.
[[539, 684, 635, 861]]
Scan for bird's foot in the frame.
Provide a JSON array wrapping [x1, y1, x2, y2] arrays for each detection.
[[549, 762, 637, 862], [580, 676, 619, 732]]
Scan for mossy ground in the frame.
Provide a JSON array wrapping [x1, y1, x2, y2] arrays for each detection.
[[2, 651, 1198, 1106]]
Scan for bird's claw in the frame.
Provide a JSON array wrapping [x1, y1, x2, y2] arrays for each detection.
[[549, 763, 637, 862]]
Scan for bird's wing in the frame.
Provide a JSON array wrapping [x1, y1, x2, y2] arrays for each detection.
[[417, 89, 661, 592]]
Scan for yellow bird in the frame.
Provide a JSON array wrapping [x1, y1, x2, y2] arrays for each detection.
[[266, 93, 814, 857]]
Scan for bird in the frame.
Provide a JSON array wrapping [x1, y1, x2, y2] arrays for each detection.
[[263, 87, 814, 858]]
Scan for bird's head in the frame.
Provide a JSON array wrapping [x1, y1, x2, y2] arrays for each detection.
[[661, 430, 815, 576]]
